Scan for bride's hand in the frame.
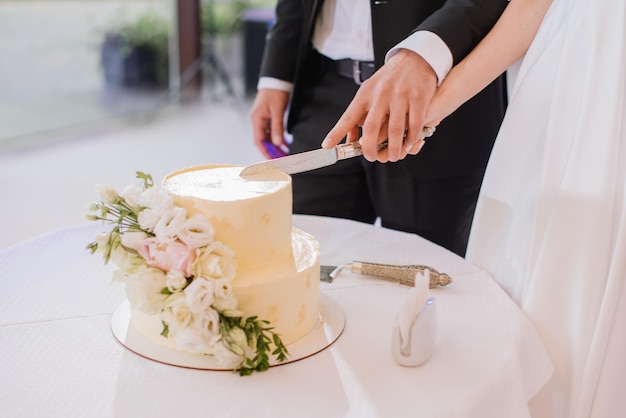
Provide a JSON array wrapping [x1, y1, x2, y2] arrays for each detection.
[[405, 123, 440, 155], [407, 91, 448, 155], [414, 78, 466, 154]]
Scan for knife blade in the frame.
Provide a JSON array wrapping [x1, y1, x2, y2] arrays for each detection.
[[320, 261, 452, 289], [240, 141, 388, 176]]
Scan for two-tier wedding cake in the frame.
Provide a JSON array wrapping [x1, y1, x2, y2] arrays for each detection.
[[160, 165, 321, 345], [88, 165, 321, 374]]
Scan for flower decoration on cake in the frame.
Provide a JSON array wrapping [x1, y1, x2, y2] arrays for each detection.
[[86, 172, 288, 375]]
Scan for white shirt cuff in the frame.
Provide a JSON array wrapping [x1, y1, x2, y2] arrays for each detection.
[[385, 31, 453, 85], [257, 77, 294, 94]]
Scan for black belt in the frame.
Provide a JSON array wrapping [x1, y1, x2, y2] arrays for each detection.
[[321, 55, 376, 85]]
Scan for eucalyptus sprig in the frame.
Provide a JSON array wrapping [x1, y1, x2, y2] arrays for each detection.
[[219, 312, 289, 376]]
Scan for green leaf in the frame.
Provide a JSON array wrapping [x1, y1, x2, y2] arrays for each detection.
[[86, 242, 98, 253], [217, 309, 290, 376], [136, 171, 154, 188], [238, 367, 253, 376]]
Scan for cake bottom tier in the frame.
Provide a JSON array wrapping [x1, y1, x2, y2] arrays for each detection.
[[130, 227, 320, 354], [233, 227, 320, 345]]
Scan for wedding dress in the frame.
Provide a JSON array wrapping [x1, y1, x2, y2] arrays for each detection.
[[465, 0, 626, 417]]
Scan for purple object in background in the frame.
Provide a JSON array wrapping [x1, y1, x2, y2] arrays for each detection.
[[263, 140, 289, 159]]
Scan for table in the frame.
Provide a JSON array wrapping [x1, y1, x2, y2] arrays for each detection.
[[0, 215, 552, 418]]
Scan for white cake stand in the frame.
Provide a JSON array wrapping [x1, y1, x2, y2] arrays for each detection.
[[111, 294, 345, 370]]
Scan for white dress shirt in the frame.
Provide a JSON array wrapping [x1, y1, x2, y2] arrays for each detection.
[[258, 0, 453, 92]]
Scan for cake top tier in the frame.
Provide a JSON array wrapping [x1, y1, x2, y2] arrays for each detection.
[[163, 165, 290, 201], [162, 164, 294, 268]]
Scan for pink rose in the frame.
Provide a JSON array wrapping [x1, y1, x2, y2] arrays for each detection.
[[138, 237, 195, 276]]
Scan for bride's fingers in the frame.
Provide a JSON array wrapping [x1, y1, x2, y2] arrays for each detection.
[[362, 120, 432, 162], [406, 139, 426, 155], [404, 125, 436, 152]]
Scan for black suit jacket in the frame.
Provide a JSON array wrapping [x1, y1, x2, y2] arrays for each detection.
[[259, 0, 509, 177]]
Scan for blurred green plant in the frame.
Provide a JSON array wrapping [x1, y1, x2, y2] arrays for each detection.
[[104, 11, 169, 60], [101, 11, 170, 87], [201, 0, 275, 35]]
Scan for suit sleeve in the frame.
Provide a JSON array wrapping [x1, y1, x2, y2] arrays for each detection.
[[416, 0, 509, 65], [258, 0, 305, 82]]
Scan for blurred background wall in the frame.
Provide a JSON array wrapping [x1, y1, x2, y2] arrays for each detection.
[[0, 0, 275, 150]]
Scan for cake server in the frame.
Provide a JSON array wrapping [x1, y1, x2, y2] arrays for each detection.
[[320, 262, 452, 288], [240, 141, 389, 176]]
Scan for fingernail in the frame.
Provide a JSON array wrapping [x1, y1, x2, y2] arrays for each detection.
[[404, 142, 414, 153], [321, 137, 330, 148], [272, 135, 282, 145]]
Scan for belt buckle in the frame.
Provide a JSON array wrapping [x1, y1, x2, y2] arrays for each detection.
[[352, 60, 364, 85]]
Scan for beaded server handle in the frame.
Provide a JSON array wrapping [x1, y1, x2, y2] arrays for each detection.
[[329, 261, 452, 288]]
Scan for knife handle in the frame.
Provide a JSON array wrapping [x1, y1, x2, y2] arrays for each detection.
[[336, 140, 389, 160], [351, 261, 452, 288]]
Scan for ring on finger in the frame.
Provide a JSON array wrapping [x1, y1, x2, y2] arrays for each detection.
[[419, 126, 436, 140]]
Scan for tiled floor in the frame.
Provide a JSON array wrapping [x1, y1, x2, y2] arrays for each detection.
[[0, 95, 261, 250]]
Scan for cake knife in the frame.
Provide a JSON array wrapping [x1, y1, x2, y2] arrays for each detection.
[[320, 262, 452, 288], [240, 141, 387, 176], [241, 127, 437, 176]]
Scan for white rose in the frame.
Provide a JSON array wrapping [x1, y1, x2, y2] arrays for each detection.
[[165, 270, 188, 293], [192, 242, 238, 281], [124, 265, 169, 314], [212, 278, 234, 299], [137, 208, 160, 231], [95, 184, 119, 204], [194, 306, 221, 336], [211, 338, 245, 367], [153, 206, 187, 243], [178, 213, 215, 249], [184, 278, 215, 315], [120, 230, 150, 252], [136, 187, 175, 231], [140, 187, 175, 214], [211, 278, 238, 311], [110, 247, 143, 272], [175, 324, 208, 354], [119, 184, 144, 207], [160, 295, 193, 337]]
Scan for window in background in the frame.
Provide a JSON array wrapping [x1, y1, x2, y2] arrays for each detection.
[[0, 0, 275, 151], [0, 0, 175, 149]]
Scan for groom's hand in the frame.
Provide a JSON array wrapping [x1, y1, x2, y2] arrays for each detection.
[[322, 49, 438, 163], [250, 88, 290, 159]]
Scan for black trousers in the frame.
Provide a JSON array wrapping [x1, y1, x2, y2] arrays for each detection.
[[289, 70, 486, 257]]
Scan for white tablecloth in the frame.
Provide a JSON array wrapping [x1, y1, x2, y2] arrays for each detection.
[[0, 215, 552, 418]]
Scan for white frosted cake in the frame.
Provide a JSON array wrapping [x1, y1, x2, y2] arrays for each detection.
[[88, 164, 321, 373], [158, 164, 321, 345]]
